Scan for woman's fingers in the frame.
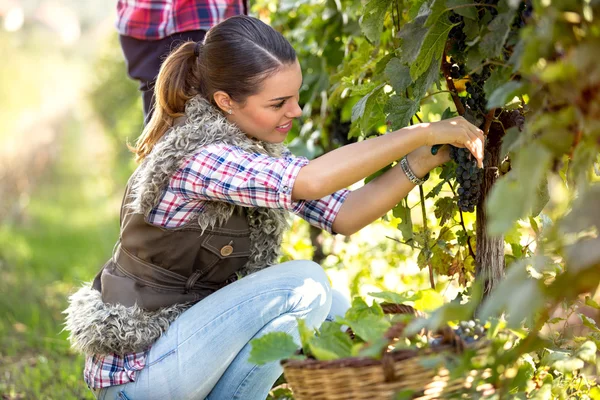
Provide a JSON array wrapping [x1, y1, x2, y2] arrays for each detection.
[[465, 129, 484, 168]]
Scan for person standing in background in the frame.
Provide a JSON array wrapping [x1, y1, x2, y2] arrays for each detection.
[[116, 0, 248, 124]]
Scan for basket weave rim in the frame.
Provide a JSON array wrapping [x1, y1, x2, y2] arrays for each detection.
[[280, 341, 470, 371]]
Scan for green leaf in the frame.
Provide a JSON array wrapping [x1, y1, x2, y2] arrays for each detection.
[[345, 297, 385, 321], [392, 200, 414, 240], [483, 67, 512, 100], [346, 314, 391, 342], [297, 319, 315, 355], [579, 314, 600, 333], [414, 289, 446, 312], [308, 322, 353, 361], [385, 58, 413, 94], [360, 0, 394, 44], [412, 55, 442, 99], [487, 81, 523, 108], [351, 84, 384, 123], [369, 291, 420, 305], [446, 0, 478, 20], [405, 284, 480, 336], [575, 341, 597, 363], [531, 177, 549, 217], [500, 126, 522, 158], [425, 0, 447, 27], [486, 143, 552, 235], [399, 16, 429, 64], [552, 357, 584, 373], [434, 197, 457, 225], [410, 16, 453, 80], [479, 260, 544, 328], [479, 9, 516, 58], [585, 296, 600, 310], [385, 95, 420, 130], [249, 332, 299, 365]]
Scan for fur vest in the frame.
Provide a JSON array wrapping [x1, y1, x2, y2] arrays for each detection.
[[64, 96, 291, 356]]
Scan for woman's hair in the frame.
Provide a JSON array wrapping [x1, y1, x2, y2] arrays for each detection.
[[132, 15, 297, 162]]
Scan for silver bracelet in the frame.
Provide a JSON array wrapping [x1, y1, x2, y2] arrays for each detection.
[[400, 156, 429, 185]]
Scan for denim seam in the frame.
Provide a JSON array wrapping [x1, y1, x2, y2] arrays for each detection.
[[147, 348, 177, 367]]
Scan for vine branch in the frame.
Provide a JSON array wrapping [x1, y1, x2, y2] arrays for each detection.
[[441, 49, 466, 115], [419, 185, 436, 290]]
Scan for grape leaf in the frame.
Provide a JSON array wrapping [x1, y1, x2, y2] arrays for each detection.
[[360, 0, 394, 44], [297, 319, 315, 355], [446, 0, 478, 20], [385, 58, 413, 94], [479, 9, 516, 58], [351, 84, 384, 123], [385, 95, 420, 130], [345, 297, 385, 321], [483, 67, 512, 99], [575, 341, 597, 363], [392, 200, 414, 240], [580, 314, 600, 333], [412, 55, 442, 99], [368, 291, 420, 305], [249, 332, 300, 365], [410, 16, 453, 80], [487, 81, 523, 108], [345, 314, 391, 343], [486, 143, 552, 235], [434, 196, 457, 225], [585, 296, 600, 310], [308, 324, 353, 361], [398, 16, 429, 64], [425, 0, 447, 27]]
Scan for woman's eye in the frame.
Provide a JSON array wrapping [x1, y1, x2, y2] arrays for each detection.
[[272, 100, 286, 109]]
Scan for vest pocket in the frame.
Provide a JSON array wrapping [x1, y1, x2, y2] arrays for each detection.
[[192, 233, 252, 287]]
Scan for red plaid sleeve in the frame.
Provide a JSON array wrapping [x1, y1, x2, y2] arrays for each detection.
[[170, 144, 348, 233]]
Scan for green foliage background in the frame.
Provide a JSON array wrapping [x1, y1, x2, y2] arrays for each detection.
[[1, 0, 600, 398]]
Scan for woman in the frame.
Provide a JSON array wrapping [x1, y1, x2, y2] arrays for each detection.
[[64, 15, 484, 400]]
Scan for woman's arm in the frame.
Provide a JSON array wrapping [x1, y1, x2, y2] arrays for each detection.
[[291, 117, 484, 201], [331, 145, 449, 236]]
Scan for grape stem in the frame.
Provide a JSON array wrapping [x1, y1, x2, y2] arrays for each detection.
[[447, 181, 476, 260], [419, 185, 436, 290], [483, 109, 496, 135], [441, 50, 466, 115], [421, 90, 454, 101]]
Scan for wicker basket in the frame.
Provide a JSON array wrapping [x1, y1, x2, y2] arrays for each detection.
[[281, 304, 492, 400]]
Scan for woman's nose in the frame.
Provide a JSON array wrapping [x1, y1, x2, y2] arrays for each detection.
[[286, 101, 303, 118]]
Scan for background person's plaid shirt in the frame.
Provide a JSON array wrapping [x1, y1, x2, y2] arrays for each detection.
[[84, 144, 350, 389], [116, 0, 248, 40]]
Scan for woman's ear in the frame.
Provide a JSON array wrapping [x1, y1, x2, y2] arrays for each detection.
[[213, 91, 233, 114]]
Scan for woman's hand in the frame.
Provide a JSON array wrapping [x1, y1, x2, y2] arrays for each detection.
[[416, 116, 485, 168], [405, 145, 451, 178]]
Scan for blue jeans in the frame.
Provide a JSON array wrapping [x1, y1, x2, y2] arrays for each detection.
[[94, 260, 350, 400]]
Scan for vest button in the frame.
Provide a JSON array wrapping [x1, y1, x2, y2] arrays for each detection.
[[220, 244, 234, 257]]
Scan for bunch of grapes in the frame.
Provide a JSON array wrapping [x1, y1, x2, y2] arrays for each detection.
[[428, 320, 486, 347], [454, 320, 486, 344], [451, 145, 483, 212]]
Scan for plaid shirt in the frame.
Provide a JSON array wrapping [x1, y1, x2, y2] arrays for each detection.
[[84, 144, 350, 389], [116, 0, 247, 40]]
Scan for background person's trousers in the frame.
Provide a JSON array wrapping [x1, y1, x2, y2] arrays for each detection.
[[119, 30, 207, 124]]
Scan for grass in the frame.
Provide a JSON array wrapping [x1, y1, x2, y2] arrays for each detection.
[[0, 112, 126, 400]]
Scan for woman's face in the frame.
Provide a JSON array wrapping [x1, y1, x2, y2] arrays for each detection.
[[224, 60, 303, 144]]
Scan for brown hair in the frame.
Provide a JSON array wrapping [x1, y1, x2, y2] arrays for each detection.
[[132, 15, 297, 162]]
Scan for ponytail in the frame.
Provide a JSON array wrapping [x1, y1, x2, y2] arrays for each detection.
[[131, 16, 297, 163], [131, 41, 202, 162]]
